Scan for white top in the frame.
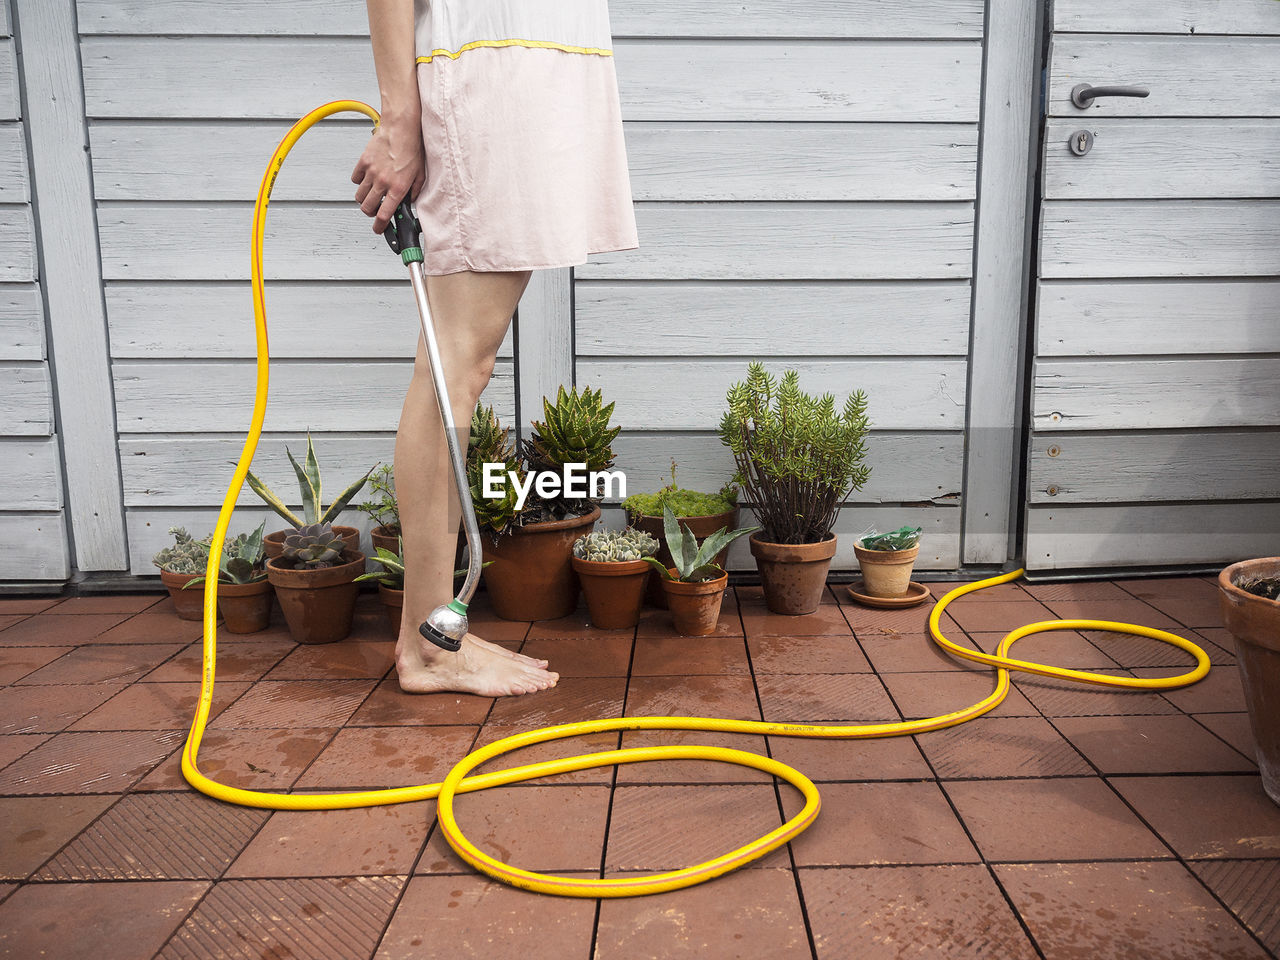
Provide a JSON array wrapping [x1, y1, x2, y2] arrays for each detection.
[[414, 0, 614, 63]]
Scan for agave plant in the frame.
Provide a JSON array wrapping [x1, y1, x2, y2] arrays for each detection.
[[519, 385, 621, 522], [466, 403, 526, 541], [641, 503, 759, 583], [280, 521, 348, 570], [237, 430, 375, 529]]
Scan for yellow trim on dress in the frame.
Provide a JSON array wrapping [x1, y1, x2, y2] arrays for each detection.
[[416, 38, 613, 63]]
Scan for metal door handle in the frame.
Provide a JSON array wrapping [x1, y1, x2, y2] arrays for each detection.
[[1071, 83, 1150, 108]]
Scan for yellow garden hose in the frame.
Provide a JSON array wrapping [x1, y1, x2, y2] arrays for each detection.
[[184, 100, 1213, 899]]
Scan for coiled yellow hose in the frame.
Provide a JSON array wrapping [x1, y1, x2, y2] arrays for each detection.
[[183, 100, 1212, 898]]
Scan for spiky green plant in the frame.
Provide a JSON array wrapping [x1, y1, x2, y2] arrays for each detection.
[[183, 521, 269, 587], [572, 526, 659, 563], [237, 430, 375, 529], [718, 363, 871, 544], [279, 521, 348, 570], [641, 503, 759, 583], [466, 403, 526, 542], [520, 385, 621, 522]]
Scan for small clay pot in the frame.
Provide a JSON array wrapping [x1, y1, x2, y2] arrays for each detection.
[[632, 507, 738, 610], [377, 582, 404, 637], [480, 505, 600, 621], [749, 532, 837, 615], [370, 525, 401, 555], [264, 525, 360, 561], [214, 577, 274, 634], [160, 568, 207, 621], [265, 550, 366, 644], [660, 566, 729, 637], [853, 543, 920, 599], [571, 555, 651, 629]]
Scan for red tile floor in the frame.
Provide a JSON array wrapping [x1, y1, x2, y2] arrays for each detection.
[[0, 573, 1277, 959]]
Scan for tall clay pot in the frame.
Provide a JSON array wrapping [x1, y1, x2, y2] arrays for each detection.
[[481, 506, 600, 621], [571, 556, 650, 629], [215, 578, 274, 634], [265, 550, 366, 644], [264, 525, 360, 561], [660, 566, 729, 637], [854, 543, 920, 599], [749, 532, 837, 615], [1218, 557, 1280, 807], [632, 506, 738, 610], [160, 568, 206, 621]]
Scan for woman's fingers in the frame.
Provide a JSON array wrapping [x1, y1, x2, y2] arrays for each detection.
[[373, 192, 401, 235]]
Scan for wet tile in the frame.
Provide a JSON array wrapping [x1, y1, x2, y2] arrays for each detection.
[[596, 866, 808, 958], [519, 634, 632, 677], [525, 605, 635, 641], [35, 792, 268, 880], [944, 777, 1168, 861], [159, 876, 404, 960], [137, 727, 333, 792], [631, 634, 749, 676], [93, 613, 206, 645], [143, 639, 291, 682], [45, 594, 165, 615], [839, 601, 960, 639], [0, 646, 74, 684], [419, 785, 609, 874], [738, 582, 841, 604], [376, 873, 596, 960], [485, 676, 626, 727], [351, 678, 494, 726], [0, 612, 134, 646], [636, 602, 744, 639], [0, 596, 62, 614], [802, 864, 1039, 960], [1131, 665, 1248, 713], [858, 630, 985, 673], [0, 682, 126, 734], [210, 679, 376, 728], [916, 716, 1092, 779], [996, 860, 1270, 960], [1194, 712, 1259, 760], [766, 732, 933, 783], [756, 673, 899, 724], [0, 795, 115, 880], [782, 781, 979, 866], [1189, 627, 1238, 665], [295, 725, 479, 790], [0, 615, 29, 634], [1012, 667, 1179, 717], [749, 633, 871, 674], [228, 800, 433, 877], [1109, 775, 1280, 859], [69, 681, 252, 731], [460, 609, 531, 645], [264, 640, 395, 680], [880, 670, 1038, 719], [605, 784, 787, 872], [968, 629, 1120, 671], [926, 579, 1034, 602], [616, 729, 773, 785], [14, 642, 184, 685], [1144, 594, 1226, 630], [1079, 627, 1204, 669], [1190, 859, 1280, 956], [740, 601, 852, 638], [475, 722, 620, 786], [626, 674, 761, 721], [1019, 579, 1132, 602], [1116, 575, 1220, 601], [1054, 714, 1256, 774], [1037, 598, 1183, 632], [0, 734, 49, 771], [0, 880, 208, 960], [0, 729, 183, 794], [944, 600, 1058, 634]]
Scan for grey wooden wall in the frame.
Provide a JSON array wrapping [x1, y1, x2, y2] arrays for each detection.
[[0, 0, 72, 580], [1025, 0, 1280, 569]]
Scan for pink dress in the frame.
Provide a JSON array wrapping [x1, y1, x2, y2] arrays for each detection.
[[411, 0, 640, 274]]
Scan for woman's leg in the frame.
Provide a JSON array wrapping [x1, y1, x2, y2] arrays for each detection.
[[393, 268, 559, 696]]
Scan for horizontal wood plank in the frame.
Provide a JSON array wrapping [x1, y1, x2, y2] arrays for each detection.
[[1, 438, 63, 509], [1042, 119, 1280, 199], [78, 0, 985, 38], [0, 514, 70, 580], [105, 281, 513, 359], [0, 204, 36, 281], [576, 359, 968, 431], [0, 363, 53, 436], [112, 360, 514, 433], [0, 123, 28, 202], [1047, 36, 1280, 117], [0, 39, 16, 121], [1054, 0, 1280, 36], [1039, 200, 1280, 279], [90, 120, 979, 202], [1028, 429, 1280, 503], [1037, 280, 1280, 356], [1025, 501, 1280, 570], [575, 281, 972, 356], [1033, 358, 1280, 430], [0, 283, 45, 360], [81, 38, 981, 123]]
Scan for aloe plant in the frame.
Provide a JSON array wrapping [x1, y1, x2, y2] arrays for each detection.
[[183, 521, 269, 588], [237, 430, 375, 529], [641, 503, 759, 583]]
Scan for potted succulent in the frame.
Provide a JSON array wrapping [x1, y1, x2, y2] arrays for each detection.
[[471, 387, 618, 621], [642, 503, 759, 636], [358, 462, 401, 554], [152, 526, 213, 621], [853, 525, 924, 600], [571, 526, 660, 629], [1217, 557, 1280, 806], [182, 521, 274, 633], [355, 534, 491, 636], [623, 459, 739, 610], [719, 363, 871, 615], [264, 521, 366, 644], [239, 429, 375, 561]]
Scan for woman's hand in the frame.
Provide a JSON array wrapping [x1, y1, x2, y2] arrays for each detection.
[[351, 116, 426, 235]]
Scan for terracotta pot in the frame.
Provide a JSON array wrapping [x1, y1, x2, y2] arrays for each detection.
[[632, 507, 738, 610], [749, 532, 837, 615], [215, 577, 274, 634], [160, 568, 207, 621], [265, 550, 366, 644], [854, 543, 920, 599], [660, 566, 729, 637], [370, 524, 401, 555], [1218, 557, 1280, 807], [264, 525, 360, 561], [480, 505, 600, 621], [571, 555, 651, 629], [378, 582, 404, 636]]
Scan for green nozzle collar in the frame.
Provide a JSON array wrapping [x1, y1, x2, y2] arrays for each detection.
[[447, 598, 468, 616], [401, 247, 423, 265]]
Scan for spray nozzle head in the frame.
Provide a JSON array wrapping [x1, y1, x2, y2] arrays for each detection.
[[419, 600, 467, 652]]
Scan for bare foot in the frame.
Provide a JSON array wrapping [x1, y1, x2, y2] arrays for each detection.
[[396, 630, 559, 697], [463, 632, 548, 669]]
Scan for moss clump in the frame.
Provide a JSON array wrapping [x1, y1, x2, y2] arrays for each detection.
[[623, 484, 736, 522]]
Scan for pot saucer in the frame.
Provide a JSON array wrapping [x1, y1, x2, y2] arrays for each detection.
[[845, 580, 932, 609]]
